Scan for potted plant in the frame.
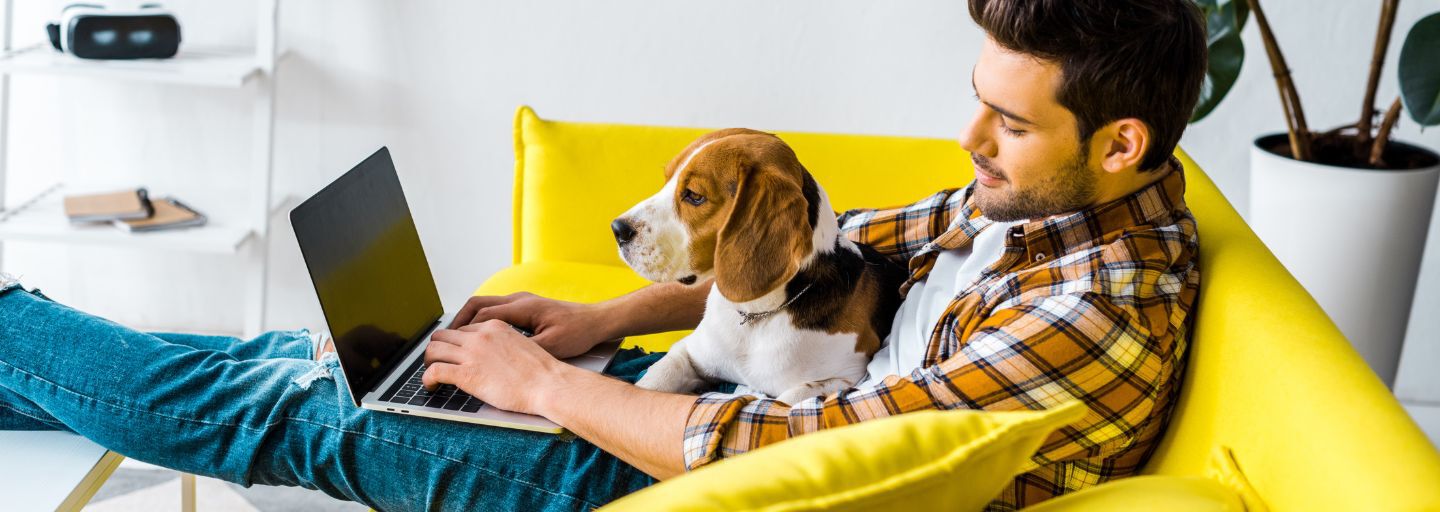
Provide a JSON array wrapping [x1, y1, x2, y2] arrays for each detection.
[[1191, 0, 1440, 386]]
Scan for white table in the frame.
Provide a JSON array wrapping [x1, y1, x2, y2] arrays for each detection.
[[0, 431, 123, 511]]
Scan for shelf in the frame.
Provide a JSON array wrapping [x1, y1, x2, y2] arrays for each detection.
[[0, 44, 266, 88], [0, 184, 255, 254]]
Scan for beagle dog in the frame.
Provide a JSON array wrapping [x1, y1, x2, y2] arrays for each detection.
[[611, 129, 906, 404]]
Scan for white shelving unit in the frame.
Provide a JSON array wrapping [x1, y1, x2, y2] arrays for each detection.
[[0, 43, 265, 87], [0, 184, 257, 254], [0, 1, 281, 337]]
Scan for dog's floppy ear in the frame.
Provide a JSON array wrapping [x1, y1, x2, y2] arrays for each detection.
[[714, 142, 812, 303]]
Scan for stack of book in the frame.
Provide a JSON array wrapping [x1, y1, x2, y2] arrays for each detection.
[[63, 188, 207, 233]]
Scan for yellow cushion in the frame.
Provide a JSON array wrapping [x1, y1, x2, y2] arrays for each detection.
[[600, 401, 1088, 512], [1020, 476, 1245, 511]]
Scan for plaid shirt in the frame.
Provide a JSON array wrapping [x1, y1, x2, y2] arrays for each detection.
[[682, 156, 1200, 511]]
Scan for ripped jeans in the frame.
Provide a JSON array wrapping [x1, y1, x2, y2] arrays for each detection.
[[0, 279, 662, 511]]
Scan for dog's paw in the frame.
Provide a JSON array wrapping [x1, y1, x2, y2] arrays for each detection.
[[775, 377, 855, 405], [635, 367, 692, 394], [775, 386, 826, 405], [633, 371, 667, 391], [633, 342, 707, 394]]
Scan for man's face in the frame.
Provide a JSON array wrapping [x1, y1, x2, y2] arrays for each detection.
[[962, 38, 1098, 222]]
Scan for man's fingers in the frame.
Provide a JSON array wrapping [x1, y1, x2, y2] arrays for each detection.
[[423, 340, 466, 366], [458, 323, 487, 332], [449, 297, 484, 328], [433, 321, 516, 347], [430, 328, 474, 347], [421, 362, 461, 391], [460, 318, 531, 335], [448, 295, 519, 328], [471, 302, 533, 329], [530, 333, 574, 358]]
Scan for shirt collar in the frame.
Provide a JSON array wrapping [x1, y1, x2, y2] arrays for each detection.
[[930, 155, 1188, 262]]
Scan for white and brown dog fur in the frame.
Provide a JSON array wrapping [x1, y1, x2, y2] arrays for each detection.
[[612, 129, 906, 404]]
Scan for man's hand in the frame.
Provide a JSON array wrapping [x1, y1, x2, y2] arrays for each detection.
[[420, 318, 695, 479], [448, 293, 618, 359], [449, 281, 711, 360], [421, 320, 567, 416]]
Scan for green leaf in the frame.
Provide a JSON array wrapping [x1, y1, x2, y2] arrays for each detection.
[[1190, 0, 1249, 122], [1399, 12, 1440, 126], [1193, 32, 1245, 122]]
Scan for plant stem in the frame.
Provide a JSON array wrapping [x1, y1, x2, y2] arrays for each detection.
[[1357, 0, 1400, 151], [1245, 0, 1312, 160], [1321, 123, 1358, 138], [1370, 96, 1402, 167]]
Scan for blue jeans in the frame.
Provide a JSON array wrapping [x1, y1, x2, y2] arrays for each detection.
[[0, 280, 664, 511]]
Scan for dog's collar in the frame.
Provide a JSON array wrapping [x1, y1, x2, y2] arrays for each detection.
[[737, 281, 814, 326]]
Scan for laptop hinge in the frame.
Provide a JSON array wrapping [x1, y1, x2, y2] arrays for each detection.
[[364, 318, 442, 396]]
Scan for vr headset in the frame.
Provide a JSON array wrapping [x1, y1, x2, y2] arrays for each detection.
[[47, 3, 181, 60]]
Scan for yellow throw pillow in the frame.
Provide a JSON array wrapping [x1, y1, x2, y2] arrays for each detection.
[[1020, 475, 1247, 511], [602, 401, 1088, 512], [1207, 447, 1269, 511]]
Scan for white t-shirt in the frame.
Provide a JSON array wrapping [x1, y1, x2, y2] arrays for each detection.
[[856, 219, 1025, 387]]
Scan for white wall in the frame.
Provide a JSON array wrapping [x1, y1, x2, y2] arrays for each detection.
[[2, 0, 1437, 399]]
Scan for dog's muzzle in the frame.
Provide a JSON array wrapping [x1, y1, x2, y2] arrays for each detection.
[[611, 218, 637, 246]]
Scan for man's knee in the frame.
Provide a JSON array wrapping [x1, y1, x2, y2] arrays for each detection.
[[292, 351, 340, 390]]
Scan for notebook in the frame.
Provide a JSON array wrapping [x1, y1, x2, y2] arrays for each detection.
[[63, 188, 153, 223], [114, 197, 207, 232]]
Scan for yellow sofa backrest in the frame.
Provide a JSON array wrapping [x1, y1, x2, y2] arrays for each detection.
[[511, 107, 967, 266], [511, 106, 1440, 510]]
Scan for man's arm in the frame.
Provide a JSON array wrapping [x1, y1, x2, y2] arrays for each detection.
[[537, 367, 694, 479], [420, 321, 695, 478], [533, 280, 715, 478], [594, 278, 712, 340], [835, 187, 969, 265]]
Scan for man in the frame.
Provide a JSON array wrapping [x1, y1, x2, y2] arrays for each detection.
[[0, 0, 1204, 509]]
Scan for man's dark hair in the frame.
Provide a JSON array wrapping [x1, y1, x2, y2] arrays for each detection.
[[969, 0, 1206, 171]]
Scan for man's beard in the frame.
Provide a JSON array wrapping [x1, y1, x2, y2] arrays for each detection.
[[972, 148, 1097, 222]]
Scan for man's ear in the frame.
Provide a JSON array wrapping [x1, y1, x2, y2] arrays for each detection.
[[1096, 118, 1152, 174], [714, 160, 811, 303]]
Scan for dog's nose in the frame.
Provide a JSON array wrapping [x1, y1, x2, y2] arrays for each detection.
[[611, 219, 637, 245]]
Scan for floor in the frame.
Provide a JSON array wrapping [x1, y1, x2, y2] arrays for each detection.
[[82, 459, 367, 512]]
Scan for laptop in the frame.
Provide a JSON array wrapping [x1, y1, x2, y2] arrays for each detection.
[[290, 147, 621, 434]]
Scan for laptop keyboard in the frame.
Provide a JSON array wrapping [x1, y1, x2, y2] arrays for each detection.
[[378, 357, 485, 413]]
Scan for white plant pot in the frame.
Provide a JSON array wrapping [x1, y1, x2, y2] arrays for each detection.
[[1249, 133, 1440, 387]]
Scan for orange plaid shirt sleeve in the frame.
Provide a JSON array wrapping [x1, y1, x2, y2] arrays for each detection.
[[681, 158, 1199, 511], [829, 187, 970, 267]]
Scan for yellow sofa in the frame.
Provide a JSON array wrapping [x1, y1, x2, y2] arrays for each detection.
[[473, 106, 1440, 510]]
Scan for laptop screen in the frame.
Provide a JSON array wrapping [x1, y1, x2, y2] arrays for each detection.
[[290, 147, 443, 402]]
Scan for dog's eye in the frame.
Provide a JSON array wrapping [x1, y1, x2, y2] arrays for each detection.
[[681, 189, 706, 206]]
